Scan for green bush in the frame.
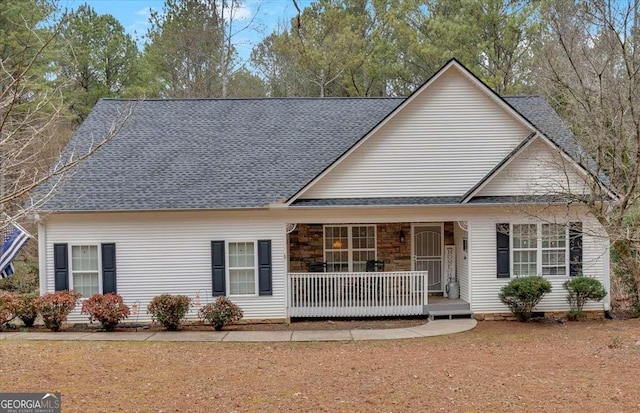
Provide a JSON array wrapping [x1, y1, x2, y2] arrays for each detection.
[[147, 294, 191, 331], [81, 293, 130, 331], [0, 292, 20, 327], [563, 276, 607, 319], [198, 297, 243, 331], [15, 293, 39, 327], [0, 263, 39, 294], [499, 276, 552, 322], [35, 290, 81, 332]]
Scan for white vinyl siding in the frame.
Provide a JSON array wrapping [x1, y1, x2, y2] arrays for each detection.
[[478, 139, 590, 197], [469, 214, 608, 313], [228, 242, 256, 296], [44, 211, 287, 322], [323, 225, 376, 272], [299, 67, 532, 199], [70, 245, 100, 297], [41, 205, 609, 322]]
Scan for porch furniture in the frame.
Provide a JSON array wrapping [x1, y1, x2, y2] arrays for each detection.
[[365, 260, 385, 299], [308, 261, 327, 272], [366, 260, 385, 272]]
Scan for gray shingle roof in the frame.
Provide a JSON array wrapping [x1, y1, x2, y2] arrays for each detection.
[[36, 95, 595, 212], [37, 98, 402, 211]]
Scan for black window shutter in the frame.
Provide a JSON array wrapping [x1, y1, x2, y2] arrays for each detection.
[[569, 222, 583, 277], [496, 223, 510, 278], [211, 241, 226, 296], [257, 240, 272, 296], [101, 243, 117, 294], [53, 243, 69, 291]]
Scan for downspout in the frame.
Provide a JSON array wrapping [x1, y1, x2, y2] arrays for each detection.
[[37, 218, 47, 296]]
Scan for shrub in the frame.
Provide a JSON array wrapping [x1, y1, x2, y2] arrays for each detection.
[[15, 293, 39, 327], [35, 290, 81, 332], [0, 262, 39, 294], [563, 276, 607, 319], [147, 294, 191, 331], [499, 276, 552, 322], [0, 292, 20, 326], [198, 297, 243, 331], [81, 293, 130, 331]]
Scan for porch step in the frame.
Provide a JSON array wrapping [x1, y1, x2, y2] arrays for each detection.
[[423, 303, 471, 312], [427, 310, 474, 321]]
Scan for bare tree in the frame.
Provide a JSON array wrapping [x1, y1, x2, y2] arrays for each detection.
[[536, 0, 640, 310], [1, 14, 131, 228]]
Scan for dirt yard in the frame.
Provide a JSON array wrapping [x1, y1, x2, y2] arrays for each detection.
[[1, 319, 639, 412]]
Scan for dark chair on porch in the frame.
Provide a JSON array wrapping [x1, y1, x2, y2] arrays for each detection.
[[366, 260, 385, 272], [307, 261, 328, 306], [365, 260, 385, 304], [308, 261, 327, 272]]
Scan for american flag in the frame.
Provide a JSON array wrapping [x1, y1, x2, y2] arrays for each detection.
[[0, 223, 30, 278]]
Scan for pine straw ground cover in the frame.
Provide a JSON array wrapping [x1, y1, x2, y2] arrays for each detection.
[[1, 319, 639, 412]]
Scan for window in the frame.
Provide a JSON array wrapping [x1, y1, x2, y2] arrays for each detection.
[[228, 242, 256, 295], [324, 225, 376, 272], [324, 226, 349, 272], [510, 223, 569, 277], [542, 224, 567, 275], [512, 224, 537, 276], [71, 245, 99, 297]]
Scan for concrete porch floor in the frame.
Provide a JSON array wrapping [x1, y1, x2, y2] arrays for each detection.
[[424, 296, 471, 312]]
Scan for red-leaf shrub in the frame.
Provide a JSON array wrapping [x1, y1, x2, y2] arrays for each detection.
[[81, 293, 130, 331], [0, 292, 20, 326], [147, 294, 191, 331], [198, 297, 243, 331], [15, 293, 39, 327], [35, 290, 81, 332]]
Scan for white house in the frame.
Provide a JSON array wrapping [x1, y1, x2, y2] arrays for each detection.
[[35, 60, 612, 323]]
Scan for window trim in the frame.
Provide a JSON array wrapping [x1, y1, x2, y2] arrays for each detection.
[[509, 223, 570, 278], [69, 244, 102, 298], [511, 223, 538, 277], [323, 224, 377, 272], [541, 223, 569, 276], [226, 240, 259, 297]]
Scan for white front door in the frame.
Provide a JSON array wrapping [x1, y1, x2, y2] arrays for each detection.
[[413, 224, 443, 292]]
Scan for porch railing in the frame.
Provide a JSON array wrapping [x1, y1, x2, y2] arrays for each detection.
[[288, 271, 428, 317]]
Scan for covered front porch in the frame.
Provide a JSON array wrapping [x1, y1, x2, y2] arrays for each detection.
[[286, 222, 471, 318]]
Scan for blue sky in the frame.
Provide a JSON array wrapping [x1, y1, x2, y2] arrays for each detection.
[[59, 0, 312, 60]]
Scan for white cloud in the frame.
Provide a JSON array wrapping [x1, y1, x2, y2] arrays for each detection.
[[135, 7, 153, 17], [224, 3, 252, 21], [128, 7, 159, 39]]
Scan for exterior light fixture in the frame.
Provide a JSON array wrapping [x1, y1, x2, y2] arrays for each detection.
[[399, 229, 406, 243]]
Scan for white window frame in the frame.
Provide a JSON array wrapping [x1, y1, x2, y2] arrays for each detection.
[[541, 223, 569, 276], [511, 224, 538, 277], [226, 240, 258, 297], [323, 225, 377, 272], [509, 223, 570, 278], [69, 244, 102, 298]]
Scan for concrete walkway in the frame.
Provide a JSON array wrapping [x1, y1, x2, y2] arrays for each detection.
[[0, 319, 476, 343]]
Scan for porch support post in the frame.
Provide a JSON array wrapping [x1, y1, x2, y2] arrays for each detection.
[[423, 271, 429, 305]]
